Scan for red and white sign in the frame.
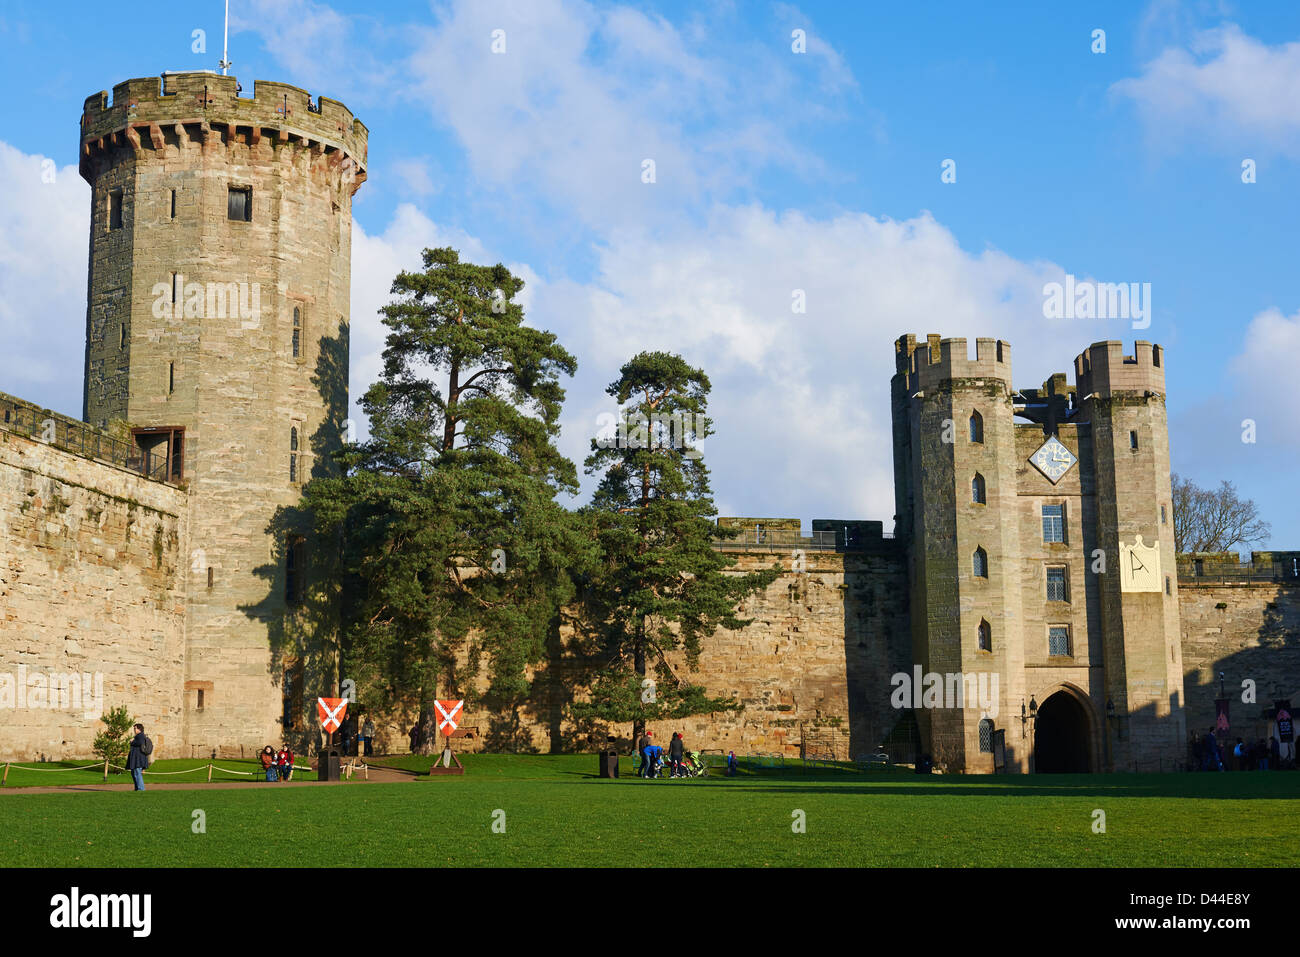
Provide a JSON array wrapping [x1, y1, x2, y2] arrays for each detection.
[[436, 699, 464, 738], [317, 697, 348, 733]]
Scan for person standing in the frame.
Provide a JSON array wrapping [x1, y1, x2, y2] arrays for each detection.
[[126, 723, 152, 791], [637, 730, 652, 777], [362, 717, 375, 757], [1203, 728, 1220, 771], [669, 732, 685, 777]]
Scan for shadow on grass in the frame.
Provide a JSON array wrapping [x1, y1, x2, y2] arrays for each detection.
[[583, 771, 1299, 800]]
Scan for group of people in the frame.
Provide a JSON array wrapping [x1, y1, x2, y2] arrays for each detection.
[[259, 745, 295, 781], [1191, 728, 1286, 771], [635, 731, 688, 778]]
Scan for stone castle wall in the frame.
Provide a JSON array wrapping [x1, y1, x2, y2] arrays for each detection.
[[0, 429, 188, 761], [1178, 581, 1300, 742], [358, 543, 913, 761], [1, 423, 1296, 766]]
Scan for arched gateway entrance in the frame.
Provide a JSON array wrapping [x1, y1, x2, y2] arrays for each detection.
[[1034, 690, 1092, 773]]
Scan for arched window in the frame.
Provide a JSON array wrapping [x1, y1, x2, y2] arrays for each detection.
[[978, 718, 994, 753], [289, 427, 299, 483], [969, 410, 984, 444], [978, 619, 991, 651], [973, 547, 988, 579], [972, 473, 986, 504]]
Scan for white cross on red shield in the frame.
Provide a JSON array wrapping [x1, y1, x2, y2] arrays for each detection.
[[317, 697, 348, 733], [436, 699, 464, 739]]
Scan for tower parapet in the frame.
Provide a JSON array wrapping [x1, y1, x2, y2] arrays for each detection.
[[80, 73, 367, 188], [1073, 340, 1165, 398], [895, 334, 1012, 394]]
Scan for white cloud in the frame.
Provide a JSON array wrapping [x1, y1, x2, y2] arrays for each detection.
[[0, 142, 88, 418], [1229, 306, 1300, 449], [1113, 23, 1300, 155], [230, 0, 400, 104], [402, 0, 845, 229], [530, 205, 1088, 524], [391, 157, 440, 198]]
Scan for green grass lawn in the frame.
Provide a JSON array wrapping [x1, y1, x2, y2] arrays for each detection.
[[2, 754, 1296, 867]]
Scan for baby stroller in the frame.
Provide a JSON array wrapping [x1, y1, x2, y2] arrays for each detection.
[[673, 750, 707, 778]]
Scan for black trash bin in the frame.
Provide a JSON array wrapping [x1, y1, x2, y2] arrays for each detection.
[[318, 748, 342, 782], [598, 749, 619, 778]]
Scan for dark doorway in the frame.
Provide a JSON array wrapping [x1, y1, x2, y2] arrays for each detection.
[[132, 426, 184, 482], [1034, 691, 1091, 773]]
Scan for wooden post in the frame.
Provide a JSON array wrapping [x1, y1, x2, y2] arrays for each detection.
[[207, 763, 213, 783], [103, 758, 109, 782], [363, 763, 368, 781], [2, 763, 9, 787]]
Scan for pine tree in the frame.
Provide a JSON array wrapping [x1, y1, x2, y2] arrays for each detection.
[[571, 352, 777, 741], [92, 705, 135, 772], [304, 247, 587, 752]]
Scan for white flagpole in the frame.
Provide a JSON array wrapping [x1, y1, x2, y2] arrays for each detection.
[[220, 0, 232, 75]]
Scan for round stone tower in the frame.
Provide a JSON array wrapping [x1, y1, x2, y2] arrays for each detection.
[[79, 71, 367, 754]]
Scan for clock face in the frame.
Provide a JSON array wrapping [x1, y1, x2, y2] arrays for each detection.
[[1029, 436, 1077, 484]]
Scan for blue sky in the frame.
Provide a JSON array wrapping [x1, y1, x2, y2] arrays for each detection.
[[1, 0, 1297, 547]]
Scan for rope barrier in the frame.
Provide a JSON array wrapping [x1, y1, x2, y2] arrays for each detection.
[[2, 759, 317, 787]]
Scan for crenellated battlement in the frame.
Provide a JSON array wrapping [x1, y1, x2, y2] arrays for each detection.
[[894, 333, 1012, 394], [80, 72, 367, 184], [1074, 340, 1166, 399]]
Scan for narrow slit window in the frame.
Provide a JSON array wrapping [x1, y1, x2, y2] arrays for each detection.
[[289, 427, 299, 483], [109, 190, 123, 230], [978, 619, 991, 652], [120, 324, 127, 350], [170, 189, 177, 219], [1130, 430, 1139, 450], [168, 362, 175, 394], [292, 306, 301, 359]]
